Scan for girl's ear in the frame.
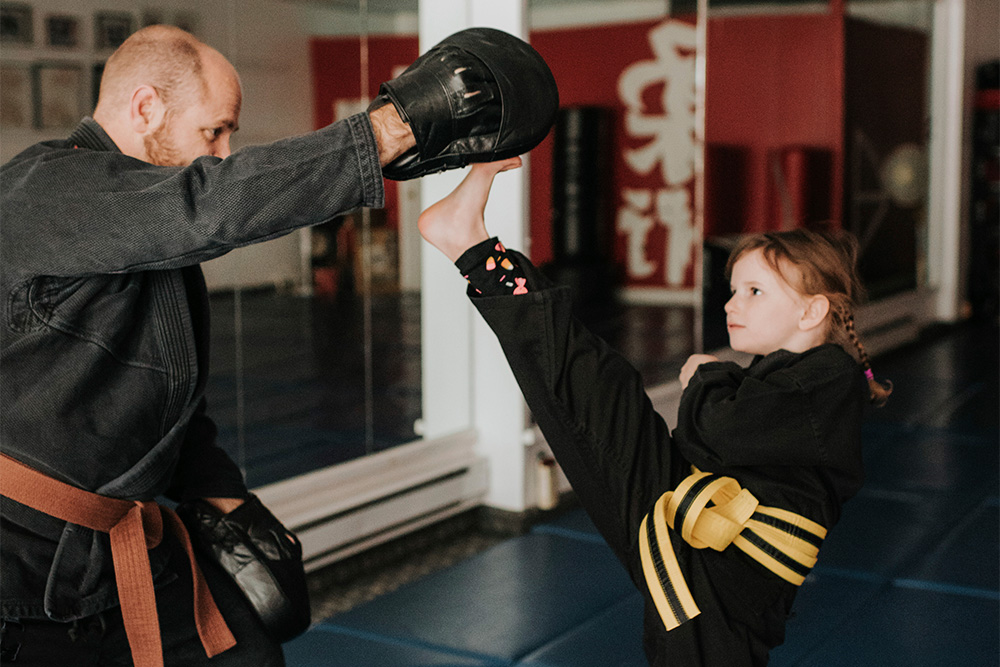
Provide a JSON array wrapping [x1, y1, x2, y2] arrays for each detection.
[[800, 294, 830, 331]]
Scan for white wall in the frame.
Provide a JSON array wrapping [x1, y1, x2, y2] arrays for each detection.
[[960, 0, 1000, 310], [964, 0, 999, 65], [1, 0, 320, 155], [0, 0, 343, 292]]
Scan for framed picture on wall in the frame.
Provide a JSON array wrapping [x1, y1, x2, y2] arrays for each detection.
[[172, 12, 197, 36], [92, 62, 105, 108], [33, 63, 84, 129], [46, 15, 80, 48], [0, 2, 33, 45], [94, 11, 133, 50], [0, 62, 32, 128], [141, 10, 164, 28]]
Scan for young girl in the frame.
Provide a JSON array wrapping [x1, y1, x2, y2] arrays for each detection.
[[419, 158, 891, 667]]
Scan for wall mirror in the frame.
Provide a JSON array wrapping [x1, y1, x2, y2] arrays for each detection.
[[701, 0, 934, 349], [525, 0, 705, 386], [211, 0, 712, 491], [204, 1, 425, 489], [0, 0, 710, 494]]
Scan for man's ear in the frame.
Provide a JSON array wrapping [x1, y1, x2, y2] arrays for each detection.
[[800, 294, 830, 331], [129, 85, 165, 134]]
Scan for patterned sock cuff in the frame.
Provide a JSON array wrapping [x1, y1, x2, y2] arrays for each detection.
[[455, 237, 530, 297]]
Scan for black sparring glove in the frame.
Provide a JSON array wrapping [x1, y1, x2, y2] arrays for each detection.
[[370, 27, 559, 180], [177, 494, 310, 643]]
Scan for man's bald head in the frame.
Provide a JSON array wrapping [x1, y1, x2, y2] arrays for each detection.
[[92, 25, 242, 165], [95, 25, 230, 117]]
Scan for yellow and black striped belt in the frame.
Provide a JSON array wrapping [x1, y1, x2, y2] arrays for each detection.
[[638, 468, 827, 631]]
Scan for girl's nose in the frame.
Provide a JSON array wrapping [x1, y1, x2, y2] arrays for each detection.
[[724, 294, 736, 314]]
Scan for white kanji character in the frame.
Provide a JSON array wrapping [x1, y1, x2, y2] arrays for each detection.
[[618, 21, 697, 185], [616, 189, 657, 279], [656, 187, 695, 286]]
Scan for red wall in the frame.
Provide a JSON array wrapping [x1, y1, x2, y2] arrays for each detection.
[[529, 19, 693, 266], [310, 35, 419, 129], [310, 36, 420, 231], [704, 13, 845, 235]]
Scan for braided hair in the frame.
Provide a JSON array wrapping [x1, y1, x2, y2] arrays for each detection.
[[725, 229, 892, 407]]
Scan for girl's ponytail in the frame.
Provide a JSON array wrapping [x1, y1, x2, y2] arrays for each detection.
[[844, 311, 893, 407]]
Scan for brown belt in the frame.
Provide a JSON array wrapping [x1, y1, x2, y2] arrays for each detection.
[[0, 454, 236, 667]]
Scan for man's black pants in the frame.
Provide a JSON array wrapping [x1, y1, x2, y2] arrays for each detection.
[[1, 540, 285, 666]]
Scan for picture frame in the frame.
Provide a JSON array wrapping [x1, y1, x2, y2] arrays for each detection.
[[141, 10, 164, 28], [0, 62, 32, 128], [0, 2, 33, 46], [171, 12, 197, 36], [33, 63, 84, 129], [94, 11, 133, 50], [46, 15, 79, 48], [92, 62, 105, 109]]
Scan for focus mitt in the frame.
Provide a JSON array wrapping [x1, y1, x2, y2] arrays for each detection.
[[371, 27, 558, 180], [177, 494, 311, 643]]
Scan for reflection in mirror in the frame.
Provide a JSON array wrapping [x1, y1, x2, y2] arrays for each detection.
[[843, 0, 932, 300], [526, 3, 704, 385], [209, 0, 717, 487], [0, 0, 715, 490], [701, 0, 933, 347], [202, 1, 423, 488], [307, 17, 424, 464]]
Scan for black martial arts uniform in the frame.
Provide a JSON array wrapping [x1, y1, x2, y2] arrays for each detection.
[[1, 116, 383, 665], [458, 239, 867, 667]]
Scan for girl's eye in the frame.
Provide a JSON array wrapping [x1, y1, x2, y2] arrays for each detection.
[[750, 287, 762, 296]]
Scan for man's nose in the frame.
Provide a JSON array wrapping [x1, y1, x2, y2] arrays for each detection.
[[214, 137, 231, 159]]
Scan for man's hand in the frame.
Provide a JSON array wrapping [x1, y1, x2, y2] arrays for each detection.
[[369, 103, 416, 167], [679, 354, 720, 391], [198, 496, 297, 545], [203, 497, 245, 514]]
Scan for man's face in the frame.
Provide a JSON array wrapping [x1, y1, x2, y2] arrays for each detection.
[[144, 52, 241, 167]]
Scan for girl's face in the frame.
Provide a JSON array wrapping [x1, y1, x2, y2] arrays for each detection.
[[725, 249, 814, 356]]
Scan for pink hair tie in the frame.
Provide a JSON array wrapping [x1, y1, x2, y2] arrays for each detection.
[[864, 368, 874, 380]]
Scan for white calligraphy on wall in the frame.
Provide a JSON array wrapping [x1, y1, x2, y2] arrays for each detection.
[[616, 20, 697, 287]]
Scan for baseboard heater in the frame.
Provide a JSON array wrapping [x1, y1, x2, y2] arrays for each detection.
[[253, 429, 489, 573], [855, 289, 928, 357]]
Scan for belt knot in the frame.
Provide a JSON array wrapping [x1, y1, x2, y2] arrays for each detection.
[[664, 471, 758, 551], [638, 467, 827, 632], [127, 500, 165, 550]]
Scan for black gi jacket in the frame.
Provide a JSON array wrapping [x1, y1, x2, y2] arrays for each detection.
[[0, 116, 384, 621], [470, 253, 867, 667]]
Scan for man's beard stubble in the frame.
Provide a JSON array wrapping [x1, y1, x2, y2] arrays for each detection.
[[144, 117, 185, 167]]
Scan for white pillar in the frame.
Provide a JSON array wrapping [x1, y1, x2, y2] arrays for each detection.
[[928, 0, 966, 321], [419, 0, 532, 511], [419, 0, 477, 443]]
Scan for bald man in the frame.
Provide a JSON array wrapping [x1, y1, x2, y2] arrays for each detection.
[[0, 25, 421, 667]]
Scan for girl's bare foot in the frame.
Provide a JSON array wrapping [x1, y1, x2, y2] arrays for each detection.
[[418, 157, 522, 262]]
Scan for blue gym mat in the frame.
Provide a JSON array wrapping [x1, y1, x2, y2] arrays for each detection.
[[286, 324, 999, 666]]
